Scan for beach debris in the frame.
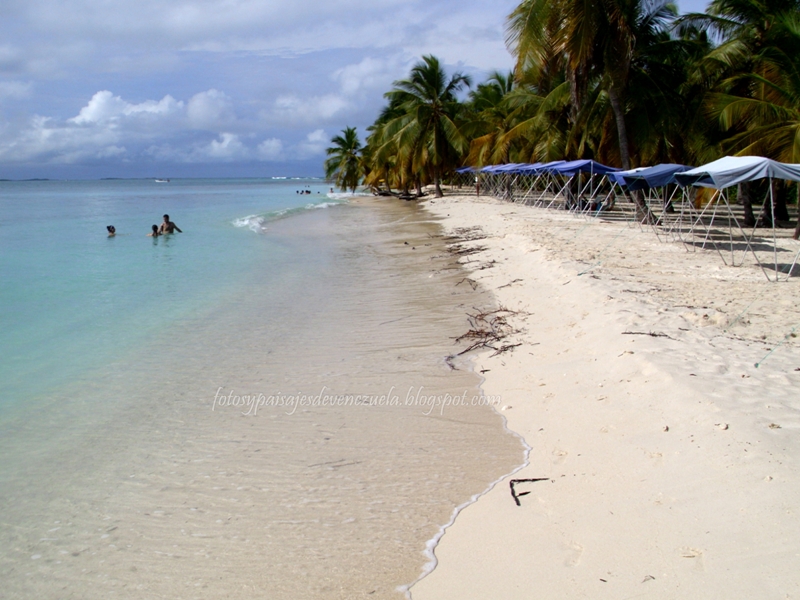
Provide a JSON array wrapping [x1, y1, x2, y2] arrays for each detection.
[[456, 277, 478, 290], [444, 226, 487, 242], [448, 243, 487, 256], [622, 331, 676, 340], [642, 575, 656, 583], [509, 478, 549, 506], [663, 425, 670, 432], [453, 307, 522, 357], [716, 423, 729, 430], [769, 423, 782, 429], [497, 278, 523, 289]]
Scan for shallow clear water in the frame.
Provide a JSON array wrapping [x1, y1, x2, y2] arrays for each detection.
[[0, 178, 337, 411], [0, 181, 522, 599]]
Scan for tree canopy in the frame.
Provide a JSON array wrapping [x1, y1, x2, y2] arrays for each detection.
[[326, 0, 800, 196]]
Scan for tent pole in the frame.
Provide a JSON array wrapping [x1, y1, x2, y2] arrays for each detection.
[[786, 246, 800, 280], [770, 178, 778, 279]]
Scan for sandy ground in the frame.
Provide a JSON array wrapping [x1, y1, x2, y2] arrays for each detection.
[[410, 194, 800, 599]]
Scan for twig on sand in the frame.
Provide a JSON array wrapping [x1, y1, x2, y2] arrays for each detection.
[[490, 343, 522, 356], [497, 278, 523, 289], [622, 331, 676, 340], [456, 277, 478, 290], [510, 478, 549, 506]]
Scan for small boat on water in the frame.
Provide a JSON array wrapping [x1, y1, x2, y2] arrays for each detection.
[[155, 178, 170, 183]]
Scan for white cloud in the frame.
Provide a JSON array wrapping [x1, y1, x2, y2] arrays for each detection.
[[0, 80, 32, 100], [203, 132, 245, 160], [332, 57, 396, 96], [272, 94, 350, 125], [257, 137, 283, 160], [187, 89, 234, 129], [69, 90, 184, 125], [0, 114, 122, 163], [294, 128, 328, 159]]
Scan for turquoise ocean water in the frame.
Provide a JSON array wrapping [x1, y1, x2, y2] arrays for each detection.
[[0, 178, 521, 599], [0, 178, 339, 413]]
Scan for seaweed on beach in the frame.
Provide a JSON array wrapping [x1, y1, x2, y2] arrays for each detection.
[[452, 307, 523, 358], [448, 243, 488, 256], [443, 226, 488, 242]]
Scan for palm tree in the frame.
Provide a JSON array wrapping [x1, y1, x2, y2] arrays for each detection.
[[382, 55, 472, 197], [506, 0, 679, 169], [463, 72, 522, 166], [324, 127, 362, 193], [679, 0, 800, 228]]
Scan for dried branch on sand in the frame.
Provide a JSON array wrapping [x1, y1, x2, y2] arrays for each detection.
[[452, 307, 524, 358]]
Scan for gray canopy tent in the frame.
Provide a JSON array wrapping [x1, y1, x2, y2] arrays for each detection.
[[674, 156, 800, 281]]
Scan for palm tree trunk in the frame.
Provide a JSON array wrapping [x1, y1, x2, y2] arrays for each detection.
[[738, 182, 756, 227], [607, 85, 631, 170], [434, 168, 443, 198], [631, 190, 652, 223]]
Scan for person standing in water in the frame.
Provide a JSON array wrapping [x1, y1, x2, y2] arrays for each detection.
[[106, 225, 116, 237], [147, 225, 160, 237], [158, 214, 182, 234]]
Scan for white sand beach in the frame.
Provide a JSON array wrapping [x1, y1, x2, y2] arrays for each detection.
[[410, 194, 800, 599]]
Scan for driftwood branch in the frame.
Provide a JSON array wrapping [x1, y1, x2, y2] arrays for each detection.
[[622, 331, 675, 340], [510, 478, 549, 506], [497, 278, 523, 289]]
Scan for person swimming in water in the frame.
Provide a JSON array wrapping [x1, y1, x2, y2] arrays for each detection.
[[147, 224, 160, 237], [158, 214, 182, 234], [107, 225, 116, 237]]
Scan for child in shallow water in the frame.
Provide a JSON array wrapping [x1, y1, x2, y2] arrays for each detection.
[[147, 224, 160, 237], [106, 225, 116, 236]]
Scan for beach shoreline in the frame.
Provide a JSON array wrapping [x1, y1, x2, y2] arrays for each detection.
[[0, 190, 524, 600], [410, 193, 800, 599]]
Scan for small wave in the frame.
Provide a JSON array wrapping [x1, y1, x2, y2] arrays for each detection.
[[232, 198, 347, 233], [232, 214, 269, 233], [326, 191, 372, 201]]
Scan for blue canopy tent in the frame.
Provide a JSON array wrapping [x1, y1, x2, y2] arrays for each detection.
[[674, 156, 800, 280], [613, 164, 696, 239], [537, 160, 621, 212], [512, 161, 571, 206], [475, 163, 526, 199], [510, 161, 563, 205], [621, 164, 693, 191]]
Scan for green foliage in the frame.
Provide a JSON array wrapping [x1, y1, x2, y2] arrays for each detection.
[[330, 0, 800, 196], [324, 127, 362, 193]]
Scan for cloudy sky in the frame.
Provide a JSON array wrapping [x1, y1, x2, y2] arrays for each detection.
[[0, 0, 709, 179]]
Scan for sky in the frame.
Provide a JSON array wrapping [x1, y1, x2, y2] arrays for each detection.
[[0, 0, 710, 179]]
